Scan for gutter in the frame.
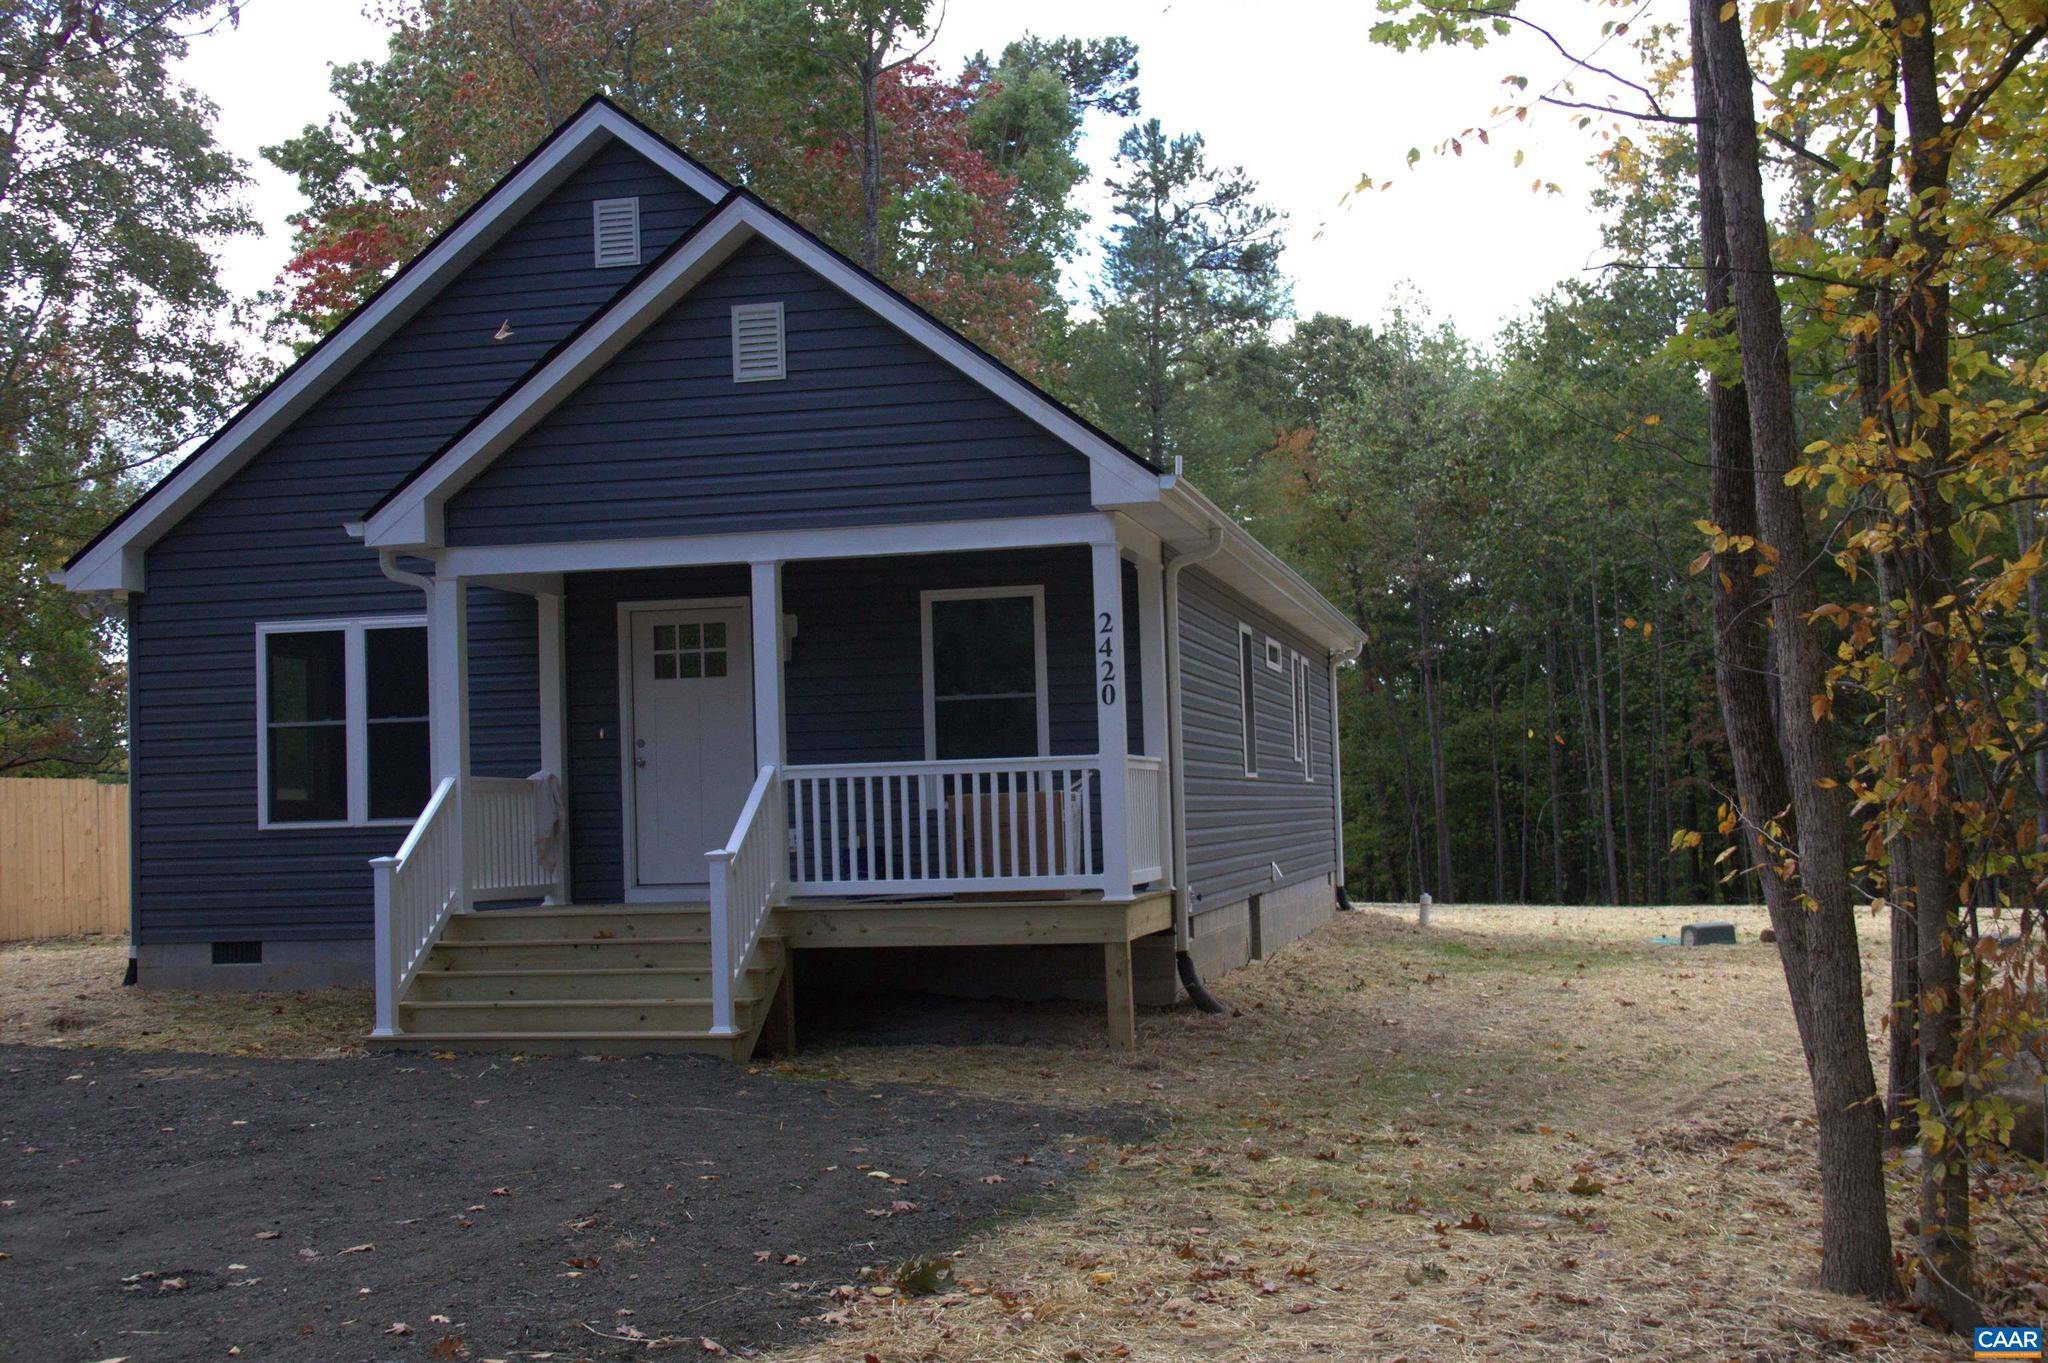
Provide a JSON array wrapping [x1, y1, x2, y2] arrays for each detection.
[[1163, 528, 1228, 1013]]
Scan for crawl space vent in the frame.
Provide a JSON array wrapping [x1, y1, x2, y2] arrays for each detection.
[[211, 940, 263, 965], [591, 197, 640, 267], [731, 302, 786, 382]]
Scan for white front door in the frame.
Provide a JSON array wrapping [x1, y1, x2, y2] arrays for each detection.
[[626, 604, 755, 888]]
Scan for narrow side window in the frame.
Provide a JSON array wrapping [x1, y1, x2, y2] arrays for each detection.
[[1239, 625, 1259, 777]]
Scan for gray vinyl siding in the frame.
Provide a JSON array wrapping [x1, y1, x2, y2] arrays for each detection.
[[469, 587, 541, 779], [127, 140, 713, 945], [563, 549, 1101, 903], [1178, 567, 1336, 916], [441, 236, 1093, 545]]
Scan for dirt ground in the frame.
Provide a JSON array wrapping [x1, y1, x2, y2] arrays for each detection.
[[0, 1042, 1148, 1362], [3, 908, 2042, 1362]]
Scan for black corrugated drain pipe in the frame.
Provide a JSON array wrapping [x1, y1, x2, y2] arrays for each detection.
[[1176, 949, 1227, 1014]]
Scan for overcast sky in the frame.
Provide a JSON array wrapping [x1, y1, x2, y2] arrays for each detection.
[[174, 0, 1637, 345]]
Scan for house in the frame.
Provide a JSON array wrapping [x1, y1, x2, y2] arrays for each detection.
[[59, 97, 1364, 1057]]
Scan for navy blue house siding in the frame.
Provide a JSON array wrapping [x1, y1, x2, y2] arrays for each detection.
[[129, 140, 713, 945], [441, 237, 1094, 546], [1176, 567, 1337, 916]]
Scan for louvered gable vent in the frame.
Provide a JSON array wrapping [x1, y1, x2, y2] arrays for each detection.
[[592, 197, 640, 267], [731, 302, 786, 382]]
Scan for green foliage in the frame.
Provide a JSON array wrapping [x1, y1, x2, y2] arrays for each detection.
[[0, 1, 255, 775]]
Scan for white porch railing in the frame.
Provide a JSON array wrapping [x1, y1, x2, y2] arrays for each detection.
[[370, 772, 564, 1037], [705, 764, 786, 1036], [465, 776, 563, 901], [785, 757, 1105, 895], [1127, 754, 1166, 885]]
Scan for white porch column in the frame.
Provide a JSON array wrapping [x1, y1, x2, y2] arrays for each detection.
[[536, 591, 565, 776], [535, 590, 568, 903], [1091, 541, 1132, 900], [428, 574, 470, 910], [750, 561, 785, 769], [1133, 553, 1171, 886]]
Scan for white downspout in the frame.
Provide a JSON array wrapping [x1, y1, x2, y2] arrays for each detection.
[[1163, 529, 1225, 950]]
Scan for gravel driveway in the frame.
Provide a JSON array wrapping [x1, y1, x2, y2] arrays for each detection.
[[0, 1044, 1146, 1361]]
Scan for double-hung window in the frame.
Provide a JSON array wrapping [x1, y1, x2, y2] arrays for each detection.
[[922, 587, 1049, 760], [259, 617, 429, 827]]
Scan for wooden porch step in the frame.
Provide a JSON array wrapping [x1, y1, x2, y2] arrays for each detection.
[[399, 993, 765, 1035], [406, 964, 772, 1002], [423, 935, 783, 971], [447, 907, 709, 941], [370, 1030, 756, 1059]]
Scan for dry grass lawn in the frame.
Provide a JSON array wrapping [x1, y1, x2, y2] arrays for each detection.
[[763, 903, 2035, 1363], [0, 936, 369, 1056], [3, 907, 2040, 1361]]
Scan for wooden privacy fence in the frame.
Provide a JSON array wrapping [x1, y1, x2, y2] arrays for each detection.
[[0, 778, 129, 941]]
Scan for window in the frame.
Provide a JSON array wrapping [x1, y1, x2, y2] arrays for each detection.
[[259, 618, 429, 828], [922, 588, 1048, 760], [1239, 624, 1259, 776], [731, 302, 787, 382], [1264, 636, 1284, 671], [650, 620, 729, 679], [592, 197, 640, 267], [1293, 653, 1313, 775]]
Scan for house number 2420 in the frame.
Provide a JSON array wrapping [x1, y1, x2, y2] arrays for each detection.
[[1097, 611, 1118, 705]]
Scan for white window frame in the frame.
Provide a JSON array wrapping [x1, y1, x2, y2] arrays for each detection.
[[1264, 635, 1285, 671], [920, 586, 1050, 760], [1239, 622, 1260, 777], [255, 615, 428, 830]]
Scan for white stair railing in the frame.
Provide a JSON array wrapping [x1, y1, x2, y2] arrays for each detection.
[[784, 757, 1100, 895], [370, 771, 565, 1037], [370, 776, 461, 1037], [705, 764, 786, 1037]]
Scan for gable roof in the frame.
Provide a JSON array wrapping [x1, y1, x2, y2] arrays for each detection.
[[59, 95, 730, 594], [361, 187, 1163, 548]]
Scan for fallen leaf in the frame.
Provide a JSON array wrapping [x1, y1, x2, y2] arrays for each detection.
[[340, 1243, 374, 1255], [384, 1322, 412, 1336]]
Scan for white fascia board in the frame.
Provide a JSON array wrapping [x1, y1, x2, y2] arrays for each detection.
[[364, 203, 756, 549], [1156, 476, 1365, 658], [438, 512, 1116, 582], [59, 103, 728, 595]]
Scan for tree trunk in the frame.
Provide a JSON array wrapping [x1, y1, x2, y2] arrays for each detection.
[[1693, 0, 1897, 1301], [1589, 581, 1623, 903], [1893, 0, 1978, 1326], [1416, 569, 1455, 900], [858, 49, 884, 271], [1613, 574, 1638, 902], [1544, 630, 1568, 902]]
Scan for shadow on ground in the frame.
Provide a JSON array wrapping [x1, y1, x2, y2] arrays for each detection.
[[0, 1043, 1153, 1361]]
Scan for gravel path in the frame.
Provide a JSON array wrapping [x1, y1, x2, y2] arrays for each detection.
[[0, 1044, 1147, 1362]]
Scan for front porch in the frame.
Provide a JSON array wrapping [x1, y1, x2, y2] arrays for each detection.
[[370, 517, 1178, 1056]]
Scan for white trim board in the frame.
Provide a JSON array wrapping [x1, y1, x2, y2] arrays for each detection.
[[254, 614, 429, 830], [60, 100, 727, 594], [362, 192, 1162, 551], [920, 586, 1051, 761], [436, 513, 1116, 582]]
